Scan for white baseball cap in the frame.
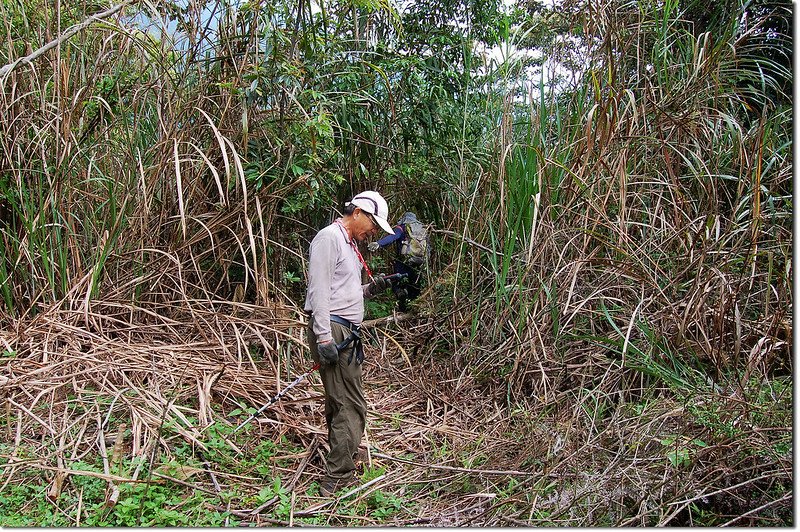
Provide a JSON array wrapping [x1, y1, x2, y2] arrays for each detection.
[[346, 191, 394, 234]]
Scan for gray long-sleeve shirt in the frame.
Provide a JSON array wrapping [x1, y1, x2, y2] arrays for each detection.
[[304, 221, 366, 342]]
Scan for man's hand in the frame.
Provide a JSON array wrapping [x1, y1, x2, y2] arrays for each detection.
[[366, 275, 390, 296], [317, 340, 339, 365], [367, 242, 380, 252]]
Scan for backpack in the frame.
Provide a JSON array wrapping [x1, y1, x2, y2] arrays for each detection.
[[398, 213, 429, 268]]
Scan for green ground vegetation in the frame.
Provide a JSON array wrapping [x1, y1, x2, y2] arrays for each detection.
[[0, 0, 791, 525]]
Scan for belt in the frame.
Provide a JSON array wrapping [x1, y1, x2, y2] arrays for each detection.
[[330, 314, 364, 365]]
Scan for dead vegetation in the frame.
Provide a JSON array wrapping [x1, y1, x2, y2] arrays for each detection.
[[0, 0, 792, 526], [0, 280, 791, 525]]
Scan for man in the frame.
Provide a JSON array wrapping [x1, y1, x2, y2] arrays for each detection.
[[304, 190, 394, 496], [367, 211, 427, 311]]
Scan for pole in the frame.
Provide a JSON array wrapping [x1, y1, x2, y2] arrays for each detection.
[[232, 362, 321, 434]]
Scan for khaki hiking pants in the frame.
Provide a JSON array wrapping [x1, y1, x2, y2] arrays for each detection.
[[308, 317, 367, 482]]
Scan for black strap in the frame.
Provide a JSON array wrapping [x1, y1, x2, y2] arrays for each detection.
[[330, 314, 356, 330], [330, 315, 364, 365]]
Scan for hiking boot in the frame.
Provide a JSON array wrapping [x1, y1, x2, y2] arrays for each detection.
[[319, 476, 355, 497], [356, 447, 369, 464]]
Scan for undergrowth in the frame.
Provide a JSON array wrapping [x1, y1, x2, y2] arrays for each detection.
[[0, 0, 791, 526]]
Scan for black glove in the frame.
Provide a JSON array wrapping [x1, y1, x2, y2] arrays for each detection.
[[366, 275, 390, 296], [317, 340, 339, 365]]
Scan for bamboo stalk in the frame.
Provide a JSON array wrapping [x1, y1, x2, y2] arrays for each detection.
[[0, 0, 136, 80]]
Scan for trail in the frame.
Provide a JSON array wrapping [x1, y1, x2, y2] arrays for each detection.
[[234, 318, 550, 526]]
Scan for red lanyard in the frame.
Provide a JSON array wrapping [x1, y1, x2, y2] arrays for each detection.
[[335, 220, 374, 281]]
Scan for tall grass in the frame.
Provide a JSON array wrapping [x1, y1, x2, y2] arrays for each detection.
[[428, 0, 792, 523], [456, 0, 792, 380], [0, 1, 289, 318], [0, 0, 791, 525]]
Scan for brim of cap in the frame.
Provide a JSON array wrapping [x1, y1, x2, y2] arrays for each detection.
[[374, 215, 394, 235]]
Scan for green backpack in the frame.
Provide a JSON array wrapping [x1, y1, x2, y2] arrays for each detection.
[[398, 213, 429, 268]]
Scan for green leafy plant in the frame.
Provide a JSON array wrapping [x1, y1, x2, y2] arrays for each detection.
[[368, 489, 405, 519], [660, 436, 708, 468]]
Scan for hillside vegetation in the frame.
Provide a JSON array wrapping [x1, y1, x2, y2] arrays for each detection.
[[0, 0, 792, 525]]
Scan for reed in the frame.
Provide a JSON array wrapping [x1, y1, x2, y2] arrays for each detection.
[[0, 0, 790, 525]]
